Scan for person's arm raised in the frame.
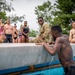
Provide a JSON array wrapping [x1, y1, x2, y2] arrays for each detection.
[[43, 38, 62, 55]]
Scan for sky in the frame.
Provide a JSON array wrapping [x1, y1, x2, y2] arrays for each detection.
[[6, 0, 55, 30]]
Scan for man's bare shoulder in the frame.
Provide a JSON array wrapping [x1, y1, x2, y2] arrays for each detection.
[[70, 29, 75, 32], [56, 37, 63, 43], [63, 35, 69, 40], [56, 36, 67, 43], [4, 24, 7, 26], [4, 24, 7, 27]]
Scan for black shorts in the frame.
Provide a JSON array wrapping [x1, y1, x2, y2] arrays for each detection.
[[4, 34, 12, 43], [64, 66, 75, 75], [14, 37, 17, 40]]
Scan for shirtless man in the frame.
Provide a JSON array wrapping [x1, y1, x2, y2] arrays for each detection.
[[69, 22, 75, 43], [43, 26, 75, 75], [4, 19, 13, 43]]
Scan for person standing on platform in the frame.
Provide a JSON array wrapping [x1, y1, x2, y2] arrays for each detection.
[[0, 19, 5, 43], [4, 19, 13, 43], [69, 22, 75, 43], [18, 25, 23, 43], [12, 24, 18, 43], [22, 21, 29, 43]]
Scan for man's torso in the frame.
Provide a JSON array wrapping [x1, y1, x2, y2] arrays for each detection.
[[57, 35, 75, 67], [4, 24, 13, 34]]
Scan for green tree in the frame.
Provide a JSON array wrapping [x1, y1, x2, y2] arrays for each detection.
[[52, 0, 75, 34], [35, 0, 75, 34], [56, 0, 75, 14], [35, 1, 53, 24], [0, 0, 14, 21], [0, 0, 14, 12], [29, 30, 38, 37], [0, 12, 7, 22], [8, 14, 25, 24], [0, 0, 25, 23]]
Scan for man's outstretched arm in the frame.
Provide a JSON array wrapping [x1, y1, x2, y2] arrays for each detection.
[[43, 38, 61, 55]]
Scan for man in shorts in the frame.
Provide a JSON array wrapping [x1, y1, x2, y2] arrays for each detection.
[[43, 25, 75, 75], [4, 19, 13, 43]]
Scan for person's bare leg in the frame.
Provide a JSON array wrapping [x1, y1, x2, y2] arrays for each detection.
[[0, 36, 3, 43], [21, 35, 25, 43], [0, 35, 5, 43], [26, 37, 29, 43], [15, 38, 18, 43], [13, 39, 16, 43], [18, 38, 21, 43]]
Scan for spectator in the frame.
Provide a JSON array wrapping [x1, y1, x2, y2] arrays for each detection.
[[4, 19, 13, 43], [18, 25, 23, 43], [0, 19, 5, 43], [12, 24, 18, 43], [69, 22, 75, 43], [22, 21, 29, 43], [30, 17, 52, 43]]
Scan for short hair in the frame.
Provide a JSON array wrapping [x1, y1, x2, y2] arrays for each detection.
[[14, 24, 16, 26], [24, 21, 27, 23], [14, 24, 16, 25], [38, 17, 43, 20], [51, 25, 62, 33]]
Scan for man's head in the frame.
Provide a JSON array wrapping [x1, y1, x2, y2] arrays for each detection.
[[72, 22, 75, 29], [6, 19, 10, 25], [51, 25, 62, 38], [14, 24, 17, 28], [24, 21, 27, 26], [38, 17, 44, 26]]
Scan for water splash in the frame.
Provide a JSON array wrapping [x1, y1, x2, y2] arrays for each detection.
[[48, 56, 54, 75]]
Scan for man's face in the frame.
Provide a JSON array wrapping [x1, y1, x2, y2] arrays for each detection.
[[38, 18, 44, 26], [14, 25, 17, 28], [7, 19, 10, 25], [72, 22, 75, 28], [51, 31, 56, 39], [24, 21, 27, 26]]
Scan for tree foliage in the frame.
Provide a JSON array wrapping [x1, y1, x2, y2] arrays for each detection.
[[52, 0, 75, 34], [0, 0, 14, 12], [35, 1, 53, 24], [56, 0, 75, 14], [8, 14, 25, 24], [35, 0, 75, 34], [0, 0, 25, 23], [0, 12, 7, 21], [29, 30, 38, 37]]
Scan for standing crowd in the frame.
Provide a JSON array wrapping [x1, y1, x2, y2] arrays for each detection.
[[0, 19, 29, 43], [0, 17, 75, 44], [0, 17, 53, 43]]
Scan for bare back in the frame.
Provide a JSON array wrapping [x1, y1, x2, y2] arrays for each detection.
[[57, 35, 74, 67]]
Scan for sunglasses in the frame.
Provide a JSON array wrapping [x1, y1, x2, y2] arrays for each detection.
[[38, 20, 43, 22]]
